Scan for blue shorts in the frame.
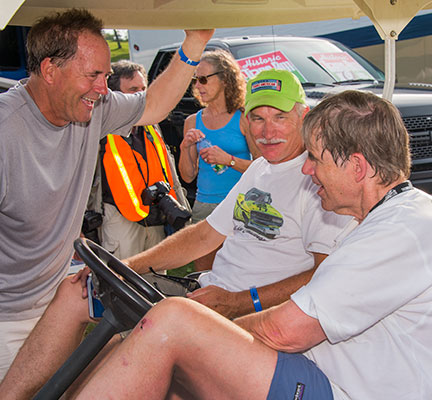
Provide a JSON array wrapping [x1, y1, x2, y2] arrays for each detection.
[[267, 352, 333, 400]]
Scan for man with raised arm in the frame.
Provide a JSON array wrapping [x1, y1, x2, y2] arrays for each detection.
[[0, 7, 212, 380]]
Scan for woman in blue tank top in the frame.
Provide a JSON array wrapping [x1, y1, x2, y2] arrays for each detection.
[[179, 50, 260, 270]]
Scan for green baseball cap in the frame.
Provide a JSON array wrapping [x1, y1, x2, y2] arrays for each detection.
[[245, 69, 306, 115]]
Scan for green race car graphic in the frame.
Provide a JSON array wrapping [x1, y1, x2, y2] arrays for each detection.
[[233, 188, 284, 239]]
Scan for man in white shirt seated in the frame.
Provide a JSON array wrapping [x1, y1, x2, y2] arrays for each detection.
[[76, 89, 432, 400]]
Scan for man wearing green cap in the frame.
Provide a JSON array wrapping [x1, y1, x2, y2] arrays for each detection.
[[245, 69, 307, 114], [122, 68, 353, 317]]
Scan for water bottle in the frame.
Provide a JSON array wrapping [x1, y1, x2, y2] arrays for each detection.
[[197, 138, 228, 175]]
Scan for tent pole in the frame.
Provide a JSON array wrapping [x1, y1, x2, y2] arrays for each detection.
[[382, 36, 396, 101]]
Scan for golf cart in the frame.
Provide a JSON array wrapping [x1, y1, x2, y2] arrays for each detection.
[[33, 237, 198, 400]]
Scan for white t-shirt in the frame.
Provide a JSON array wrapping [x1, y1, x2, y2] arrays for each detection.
[[200, 153, 355, 291], [293, 188, 432, 399]]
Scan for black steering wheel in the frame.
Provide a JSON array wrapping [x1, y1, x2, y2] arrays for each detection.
[[34, 238, 166, 400], [74, 238, 165, 325]]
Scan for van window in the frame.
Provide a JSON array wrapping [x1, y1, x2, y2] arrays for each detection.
[[0, 26, 29, 80]]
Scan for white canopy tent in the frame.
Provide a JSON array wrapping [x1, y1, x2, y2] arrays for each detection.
[[1, 0, 432, 100]]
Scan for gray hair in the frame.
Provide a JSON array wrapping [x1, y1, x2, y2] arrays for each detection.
[[302, 90, 411, 185]]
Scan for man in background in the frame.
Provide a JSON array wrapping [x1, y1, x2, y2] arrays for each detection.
[[94, 60, 190, 259]]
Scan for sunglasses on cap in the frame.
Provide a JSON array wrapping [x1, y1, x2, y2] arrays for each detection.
[[191, 71, 223, 85]]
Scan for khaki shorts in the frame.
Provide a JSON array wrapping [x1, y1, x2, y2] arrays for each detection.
[[101, 203, 165, 259], [191, 200, 219, 224], [0, 316, 40, 380]]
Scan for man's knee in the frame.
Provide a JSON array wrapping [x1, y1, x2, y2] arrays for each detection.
[[126, 298, 200, 352], [143, 297, 211, 334], [153, 297, 198, 319]]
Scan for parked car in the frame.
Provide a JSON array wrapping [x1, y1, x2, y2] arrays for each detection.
[[0, 26, 29, 81], [148, 35, 432, 203], [0, 77, 17, 93]]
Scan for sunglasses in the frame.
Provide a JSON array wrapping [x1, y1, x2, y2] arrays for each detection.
[[191, 71, 223, 85]]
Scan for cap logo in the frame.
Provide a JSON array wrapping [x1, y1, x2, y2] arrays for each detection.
[[250, 79, 282, 94]]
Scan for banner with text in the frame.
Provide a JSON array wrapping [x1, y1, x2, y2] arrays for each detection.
[[237, 51, 306, 82]]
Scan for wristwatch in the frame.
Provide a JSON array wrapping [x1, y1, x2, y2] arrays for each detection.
[[230, 155, 236, 167]]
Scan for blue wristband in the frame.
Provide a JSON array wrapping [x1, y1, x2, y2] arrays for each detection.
[[178, 46, 200, 66], [250, 286, 262, 312]]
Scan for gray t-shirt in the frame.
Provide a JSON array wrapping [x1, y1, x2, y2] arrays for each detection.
[[0, 82, 146, 320]]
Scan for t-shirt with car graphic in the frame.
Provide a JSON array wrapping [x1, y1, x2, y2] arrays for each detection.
[[233, 188, 283, 240], [199, 154, 356, 292]]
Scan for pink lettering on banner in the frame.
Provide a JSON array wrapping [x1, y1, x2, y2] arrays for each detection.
[[237, 51, 305, 82], [241, 53, 283, 68]]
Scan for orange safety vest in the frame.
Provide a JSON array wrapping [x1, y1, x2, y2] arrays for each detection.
[[102, 125, 177, 223]]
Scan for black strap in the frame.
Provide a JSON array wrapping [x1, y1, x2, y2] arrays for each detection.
[[144, 126, 170, 184], [368, 180, 413, 214], [129, 126, 169, 189], [128, 126, 149, 187]]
